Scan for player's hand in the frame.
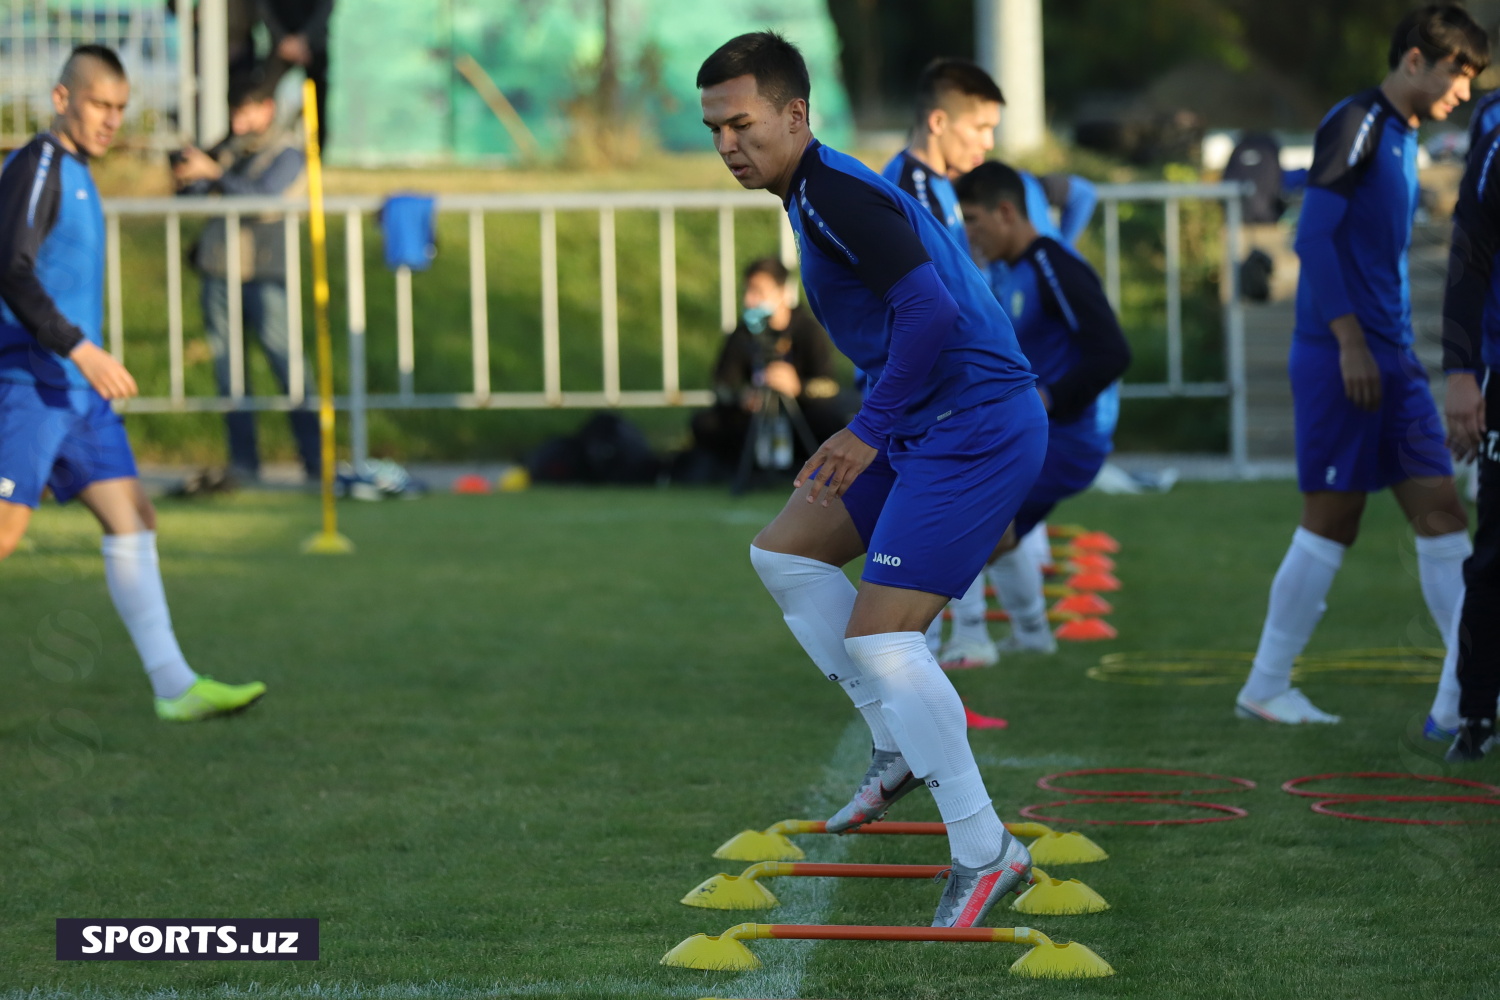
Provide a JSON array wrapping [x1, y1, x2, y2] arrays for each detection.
[[795, 428, 876, 507], [1445, 371, 1487, 462], [70, 342, 138, 400], [1338, 344, 1382, 412]]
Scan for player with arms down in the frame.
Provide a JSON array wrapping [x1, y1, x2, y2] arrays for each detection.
[[699, 31, 1047, 928], [1235, 6, 1486, 725], [0, 46, 266, 721]]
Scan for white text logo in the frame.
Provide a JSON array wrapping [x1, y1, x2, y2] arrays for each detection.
[[870, 552, 902, 567]]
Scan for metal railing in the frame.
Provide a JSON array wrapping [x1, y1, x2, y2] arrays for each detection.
[[2, 0, 192, 151], [99, 181, 1250, 472]]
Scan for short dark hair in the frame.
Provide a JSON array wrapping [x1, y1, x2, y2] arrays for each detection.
[[953, 160, 1028, 218], [744, 256, 789, 286], [915, 58, 1004, 124], [60, 44, 127, 88], [697, 31, 810, 111], [229, 70, 276, 109], [1388, 4, 1489, 74]]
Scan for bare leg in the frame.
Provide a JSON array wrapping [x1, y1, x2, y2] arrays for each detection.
[[0, 499, 34, 561]]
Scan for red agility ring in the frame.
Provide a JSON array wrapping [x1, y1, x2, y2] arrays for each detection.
[[1281, 772, 1500, 801], [1019, 798, 1249, 826], [1308, 796, 1500, 826], [1038, 767, 1257, 798]]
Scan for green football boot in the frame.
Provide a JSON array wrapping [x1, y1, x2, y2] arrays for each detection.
[[155, 677, 267, 721]]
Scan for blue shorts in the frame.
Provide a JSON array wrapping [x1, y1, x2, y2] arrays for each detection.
[[841, 389, 1048, 599], [0, 381, 138, 508], [1290, 338, 1451, 493], [1012, 424, 1110, 538]]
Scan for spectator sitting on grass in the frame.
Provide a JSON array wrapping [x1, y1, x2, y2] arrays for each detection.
[[174, 76, 320, 484]]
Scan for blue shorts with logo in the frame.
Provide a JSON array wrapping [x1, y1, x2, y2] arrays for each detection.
[[1012, 422, 1110, 539], [840, 388, 1048, 599], [0, 381, 138, 507], [1290, 337, 1451, 494]]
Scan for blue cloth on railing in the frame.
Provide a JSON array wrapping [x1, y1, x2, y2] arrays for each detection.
[[380, 194, 436, 271]]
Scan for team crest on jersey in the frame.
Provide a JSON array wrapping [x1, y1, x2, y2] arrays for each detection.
[[1011, 290, 1025, 316], [0, 478, 14, 498]]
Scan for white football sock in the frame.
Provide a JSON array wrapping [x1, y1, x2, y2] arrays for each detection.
[[1430, 597, 1464, 731], [946, 805, 1009, 867], [948, 574, 990, 645], [924, 615, 944, 655], [988, 549, 1050, 639], [101, 531, 198, 699], [844, 631, 1001, 866], [1416, 530, 1471, 638], [1022, 521, 1053, 572], [750, 545, 898, 751], [1239, 528, 1345, 705]]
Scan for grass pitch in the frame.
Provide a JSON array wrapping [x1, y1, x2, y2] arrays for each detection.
[[3, 482, 1498, 999]]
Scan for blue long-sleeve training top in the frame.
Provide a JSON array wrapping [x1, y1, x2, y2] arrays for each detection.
[[1444, 121, 1500, 373], [786, 139, 1035, 449], [1001, 235, 1131, 434], [1293, 88, 1418, 349], [0, 133, 105, 390]]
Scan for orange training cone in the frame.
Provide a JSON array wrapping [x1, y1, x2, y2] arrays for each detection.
[[1067, 572, 1120, 593], [965, 706, 1009, 730], [1055, 593, 1114, 616], [1073, 531, 1121, 553], [453, 473, 492, 494], [1055, 618, 1118, 641], [1067, 553, 1116, 573]]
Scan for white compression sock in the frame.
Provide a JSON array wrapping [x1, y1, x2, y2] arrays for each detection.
[[845, 631, 1003, 866], [1239, 527, 1345, 704], [1430, 598, 1465, 731], [101, 531, 198, 699], [750, 545, 898, 751], [1022, 521, 1053, 572], [948, 574, 990, 645], [987, 549, 1050, 639], [1416, 530, 1472, 638]]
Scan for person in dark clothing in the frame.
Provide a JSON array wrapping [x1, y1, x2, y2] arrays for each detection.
[[174, 76, 320, 481], [691, 257, 848, 471], [258, 0, 335, 149]]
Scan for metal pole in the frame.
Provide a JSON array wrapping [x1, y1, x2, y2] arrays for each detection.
[[166, 214, 184, 404], [226, 212, 244, 398], [345, 210, 369, 466], [1165, 198, 1182, 390], [106, 212, 123, 360], [1103, 198, 1121, 313], [396, 264, 414, 399], [1224, 195, 1249, 477], [175, 0, 196, 143], [718, 206, 736, 332], [285, 213, 304, 405], [541, 208, 561, 406], [197, 0, 228, 146], [977, 0, 1045, 155], [659, 207, 680, 404], [469, 210, 490, 402], [600, 208, 619, 406]]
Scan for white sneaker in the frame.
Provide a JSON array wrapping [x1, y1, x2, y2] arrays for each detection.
[[1235, 687, 1340, 724], [997, 630, 1058, 655], [939, 636, 998, 670]]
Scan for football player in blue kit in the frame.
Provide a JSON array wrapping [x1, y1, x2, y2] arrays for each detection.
[[1236, 5, 1487, 725], [0, 47, 266, 721], [946, 162, 1130, 660], [698, 32, 1047, 927]]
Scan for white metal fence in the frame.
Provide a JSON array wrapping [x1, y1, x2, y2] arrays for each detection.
[[2, 0, 193, 151], [99, 182, 1250, 472]]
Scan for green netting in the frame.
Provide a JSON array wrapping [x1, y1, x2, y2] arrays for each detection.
[[327, 0, 851, 164]]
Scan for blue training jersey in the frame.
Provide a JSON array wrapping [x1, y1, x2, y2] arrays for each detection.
[[1443, 122, 1500, 373], [1293, 88, 1417, 349], [0, 133, 104, 390], [880, 150, 968, 248], [1469, 91, 1500, 150], [1000, 236, 1130, 442], [786, 139, 1034, 443], [989, 171, 1097, 301]]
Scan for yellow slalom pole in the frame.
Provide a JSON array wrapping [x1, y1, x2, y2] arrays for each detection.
[[300, 78, 354, 555]]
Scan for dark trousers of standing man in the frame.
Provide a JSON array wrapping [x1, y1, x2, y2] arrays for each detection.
[[1458, 370, 1500, 720]]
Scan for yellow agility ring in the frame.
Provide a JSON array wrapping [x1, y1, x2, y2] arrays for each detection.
[[1088, 649, 1443, 686]]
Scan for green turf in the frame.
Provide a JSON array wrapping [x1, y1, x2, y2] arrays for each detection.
[[3, 482, 1498, 999]]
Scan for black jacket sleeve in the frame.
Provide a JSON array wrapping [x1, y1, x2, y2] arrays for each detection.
[[0, 138, 85, 356], [1033, 243, 1132, 423], [1444, 128, 1500, 373], [1306, 94, 1382, 198]]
